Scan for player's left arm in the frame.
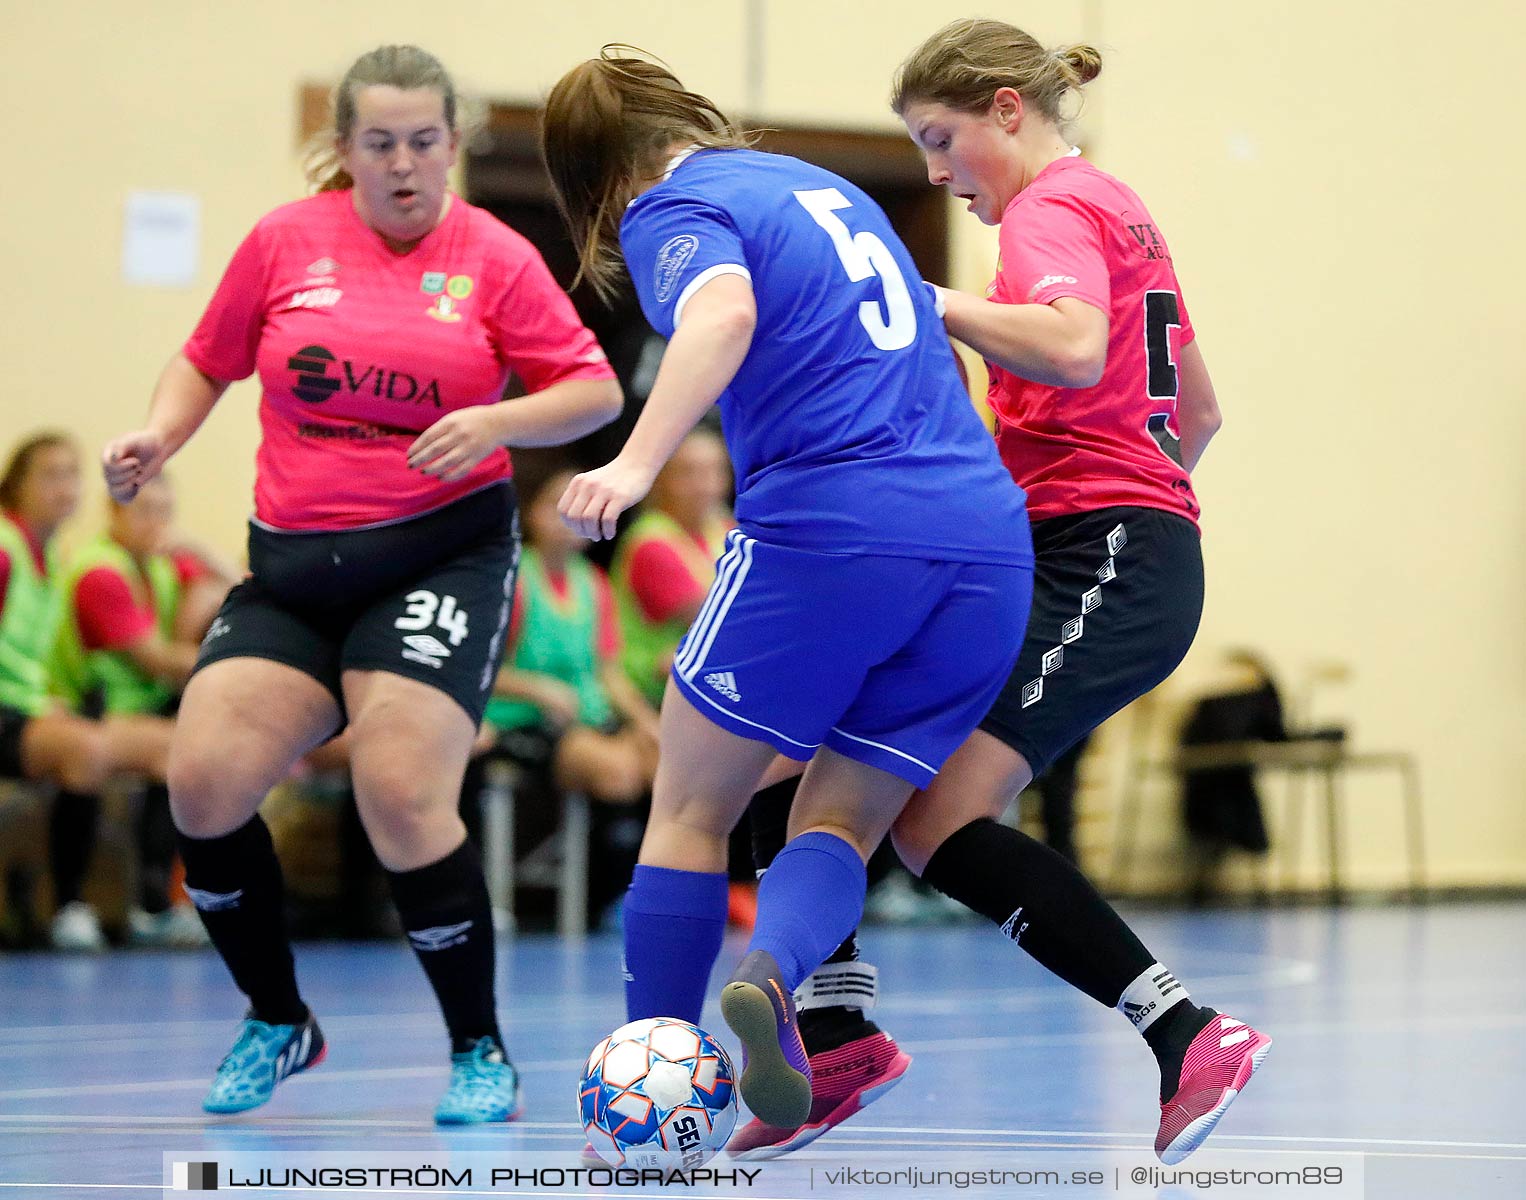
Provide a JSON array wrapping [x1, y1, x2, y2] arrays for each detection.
[[560, 275, 756, 541], [1174, 338, 1221, 471], [410, 245, 623, 481], [937, 290, 1108, 390]]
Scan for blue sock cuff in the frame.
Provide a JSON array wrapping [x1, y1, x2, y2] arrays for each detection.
[[787, 832, 867, 884], [626, 865, 729, 918]]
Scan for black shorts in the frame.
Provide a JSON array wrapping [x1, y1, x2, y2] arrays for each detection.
[[195, 483, 519, 725], [1, 704, 31, 778], [980, 506, 1203, 776]]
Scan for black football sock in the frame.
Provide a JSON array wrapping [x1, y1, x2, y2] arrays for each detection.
[[748, 775, 880, 1053], [387, 839, 502, 1056], [923, 817, 1212, 1094], [921, 817, 1162, 1007], [49, 790, 100, 908], [135, 783, 176, 914], [178, 816, 307, 1025]]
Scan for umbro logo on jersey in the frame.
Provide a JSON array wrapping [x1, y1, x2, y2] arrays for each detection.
[[408, 920, 474, 951], [185, 886, 243, 913], [201, 616, 231, 646], [306, 257, 340, 277], [704, 670, 741, 701], [401, 634, 452, 669]]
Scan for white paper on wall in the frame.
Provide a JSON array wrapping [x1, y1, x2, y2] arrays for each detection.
[[122, 191, 200, 287]]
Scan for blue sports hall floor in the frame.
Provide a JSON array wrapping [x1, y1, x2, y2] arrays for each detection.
[[1, 901, 1521, 1199]]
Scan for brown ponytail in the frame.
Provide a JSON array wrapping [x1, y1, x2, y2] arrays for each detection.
[[541, 46, 754, 302], [891, 19, 1103, 123]]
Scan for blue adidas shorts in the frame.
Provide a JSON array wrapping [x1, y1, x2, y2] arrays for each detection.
[[669, 531, 1032, 787]]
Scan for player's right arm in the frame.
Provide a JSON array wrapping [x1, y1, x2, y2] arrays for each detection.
[[106, 220, 268, 502], [560, 274, 756, 542], [103, 356, 229, 502]]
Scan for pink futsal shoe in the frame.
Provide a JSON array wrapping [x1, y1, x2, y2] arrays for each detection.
[[1155, 1014, 1271, 1164], [727, 1029, 911, 1159]]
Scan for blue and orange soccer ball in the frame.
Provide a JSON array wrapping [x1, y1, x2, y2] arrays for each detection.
[[579, 1017, 739, 1169]]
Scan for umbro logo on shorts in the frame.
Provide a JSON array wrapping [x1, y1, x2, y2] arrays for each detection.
[[401, 633, 451, 669], [1000, 907, 1028, 942], [407, 920, 474, 951], [704, 670, 741, 701], [185, 886, 243, 912]]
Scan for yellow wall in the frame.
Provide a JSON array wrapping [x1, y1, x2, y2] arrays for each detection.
[[4, 2, 1521, 890]]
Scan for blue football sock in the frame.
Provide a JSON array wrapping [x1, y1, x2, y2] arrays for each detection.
[[748, 832, 867, 992], [623, 864, 729, 1025]]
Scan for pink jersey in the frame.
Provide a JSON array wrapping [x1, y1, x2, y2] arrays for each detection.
[[185, 191, 614, 530], [987, 155, 1199, 524]]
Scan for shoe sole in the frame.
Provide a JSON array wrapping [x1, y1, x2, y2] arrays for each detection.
[[203, 1044, 328, 1114], [1158, 1036, 1271, 1164], [729, 1048, 912, 1161], [720, 980, 812, 1130]]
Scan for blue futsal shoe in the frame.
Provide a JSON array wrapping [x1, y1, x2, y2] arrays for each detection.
[[721, 950, 813, 1130], [434, 1037, 523, 1125], [202, 1011, 326, 1114]]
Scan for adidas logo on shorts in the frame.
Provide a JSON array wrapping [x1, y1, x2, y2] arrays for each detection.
[[704, 670, 741, 701]]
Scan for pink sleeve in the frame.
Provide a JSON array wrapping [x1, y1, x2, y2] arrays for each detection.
[[183, 223, 272, 382], [74, 566, 156, 651], [1177, 290, 1196, 347], [592, 567, 621, 661], [0, 549, 10, 616], [627, 540, 707, 624], [490, 249, 615, 394], [999, 194, 1111, 312]]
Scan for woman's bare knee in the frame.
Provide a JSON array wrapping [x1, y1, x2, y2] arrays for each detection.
[[167, 746, 263, 837], [352, 770, 464, 870]]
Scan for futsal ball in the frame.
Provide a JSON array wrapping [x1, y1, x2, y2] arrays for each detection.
[[579, 1016, 738, 1169]]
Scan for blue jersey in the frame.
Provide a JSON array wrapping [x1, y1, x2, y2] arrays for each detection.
[[622, 148, 1032, 567]]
